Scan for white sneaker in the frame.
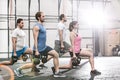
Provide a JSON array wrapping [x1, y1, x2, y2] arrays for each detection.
[[14, 68, 23, 77]]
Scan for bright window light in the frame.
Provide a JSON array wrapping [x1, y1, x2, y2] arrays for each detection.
[[83, 8, 108, 26]]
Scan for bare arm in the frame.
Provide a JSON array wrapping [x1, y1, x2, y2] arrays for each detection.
[[58, 29, 64, 48], [12, 37, 17, 56], [70, 32, 76, 57], [33, 26, 39, 55]]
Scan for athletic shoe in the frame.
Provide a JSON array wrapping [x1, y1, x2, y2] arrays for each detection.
[[39, 64, 48, 69], [14, 68, 23, 77], [51, 67, 55, 74], [54, 72, 66, 77], [90, 69, 101, 75]]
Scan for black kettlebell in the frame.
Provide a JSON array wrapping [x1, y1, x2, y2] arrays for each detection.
[[72, 58, 78, 66], [12, 56, 18, 63], [41, 56, 47, 63], [22, 54, 28, 62], [33, 58, 40, 65], [77, 57, 81, 64], [60, 48, 65, 53]]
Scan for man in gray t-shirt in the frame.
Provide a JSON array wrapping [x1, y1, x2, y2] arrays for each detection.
[[54, 14, 71, 57]]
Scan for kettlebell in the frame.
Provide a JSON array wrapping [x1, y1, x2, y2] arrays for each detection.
[[33, 58, 40, 65], [77, 57, 81, 64], [72, 58, 78, 66], [12, 56, 18, 64], [22, 54, 28, 62], [41, 56, 47, 63], [60, 48, 65, 53]]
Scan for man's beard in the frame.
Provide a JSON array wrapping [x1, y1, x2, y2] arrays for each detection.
[[20, 26, 23, 29], [41, 19, 45, 22], [64, 20, 67, 22], [41, 20, 45, 22]]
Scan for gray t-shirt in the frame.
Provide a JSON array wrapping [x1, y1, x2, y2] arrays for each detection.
[[56, 22, 67, 41]]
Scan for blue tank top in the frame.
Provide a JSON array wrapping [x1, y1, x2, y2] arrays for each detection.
[[33, 23, 47, 52]]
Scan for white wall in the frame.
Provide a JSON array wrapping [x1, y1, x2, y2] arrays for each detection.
[[0, 0, 8, 58], [1, 0, 120, 58]]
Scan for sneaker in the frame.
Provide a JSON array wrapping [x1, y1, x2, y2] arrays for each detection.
[[14, 68, 23, 77], [54, 72, 66, 77], [31, 66, 40, 72], [51, 67, 55, 74], [90, 69, 101, 75], [39, 64, 48, 69]]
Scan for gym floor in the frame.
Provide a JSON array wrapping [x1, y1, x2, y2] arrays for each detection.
[[0, 57, 120, 80]]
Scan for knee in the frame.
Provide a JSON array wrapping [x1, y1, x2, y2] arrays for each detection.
[[11, 61, 15, 65], [10, 62, 14, 65], [90, 49, 93, 54], [27, 48, 33, 54], [53, 51, 59, 58], [30, 49, 33, 54], [89, 51, 94, 58]]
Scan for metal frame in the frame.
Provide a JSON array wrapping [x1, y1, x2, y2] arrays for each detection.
[[28, 0, 31, 47], [15, 0, 17, 28], [38, 0, 40, 11], [7, 0, 10, 58], [58, 0, 61, 21]]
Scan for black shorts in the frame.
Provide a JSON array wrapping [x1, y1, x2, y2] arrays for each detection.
[[69, 49, 81, 57], [70, 52, 79, 57], [33, 46, 53, 58]]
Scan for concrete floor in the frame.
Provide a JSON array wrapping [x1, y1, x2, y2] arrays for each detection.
[[0, 57, 120, 80]]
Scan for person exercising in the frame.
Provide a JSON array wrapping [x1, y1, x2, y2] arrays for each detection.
[[54, 14, 71, 56], [0, 18, 33, 77], [0, 18, 33, 65], [69, 21, 101, 75], [32, 11, 66, 77]]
